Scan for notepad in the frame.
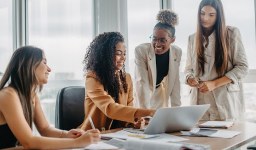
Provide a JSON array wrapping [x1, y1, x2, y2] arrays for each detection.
[[181, 128, 240, 138], [199, 121, 234, 128]]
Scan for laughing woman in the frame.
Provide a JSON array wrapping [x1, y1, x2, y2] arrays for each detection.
[[80, 32, 155, 131], [0, 46, 100, 149]]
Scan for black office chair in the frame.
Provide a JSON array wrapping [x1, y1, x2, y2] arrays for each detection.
[[55, 86, 85, 130], [248, 144, 256, 149]]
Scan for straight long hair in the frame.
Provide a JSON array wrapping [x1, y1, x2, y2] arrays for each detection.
[[195, 0, 229, 76], [0, 46, 43, 128]]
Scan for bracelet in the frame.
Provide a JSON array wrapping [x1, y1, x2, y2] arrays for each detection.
[[186, 74, 194, 84]]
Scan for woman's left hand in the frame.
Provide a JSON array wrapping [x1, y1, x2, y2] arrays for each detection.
[[198, 80, 216, 93], [66, 129, 85, 138]]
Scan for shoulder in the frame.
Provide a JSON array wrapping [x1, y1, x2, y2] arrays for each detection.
[[188, 33, 196, 40], [171, 45, 182, 57], [171, 45, 182, 53], [0, 87, 20, 108], [85, 71, 102, 88], [86, 71, 99, 80], [226, 26, 241, 37], [135, 43, 151, 53], [125, 73, 132, 82]]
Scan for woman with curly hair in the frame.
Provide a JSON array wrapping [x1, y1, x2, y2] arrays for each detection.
[[135, 9, 182, 109], [185, 0, 248, 121], [0, 46, 100, 149], [79, 32, 155, 130]]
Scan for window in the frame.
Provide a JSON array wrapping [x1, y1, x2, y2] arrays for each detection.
[[28, 0, 93, 125], [223, 0, 256, 69], [0, 0, 13, 76], [172, 0, 201, 106], [127, 0, 160, 75]]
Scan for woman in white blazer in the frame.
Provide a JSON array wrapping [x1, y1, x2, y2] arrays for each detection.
[[135, 10, 182, 109], [185, 0, 248, 121]]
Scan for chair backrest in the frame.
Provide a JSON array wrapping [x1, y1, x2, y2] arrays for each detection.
[[55, 86, 85, 130]]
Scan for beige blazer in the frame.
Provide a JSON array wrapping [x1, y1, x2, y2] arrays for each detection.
[[79, 71, 137, 131], [134, 43, 182, 109], [185, 26, 248, 120]]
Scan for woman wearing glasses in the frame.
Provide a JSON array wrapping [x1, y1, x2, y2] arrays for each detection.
[[134, 9, 182, 109], [185, 0, 248, 121]]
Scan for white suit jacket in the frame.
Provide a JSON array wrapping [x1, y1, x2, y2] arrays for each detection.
[[185, 26, 248, 120], [134, 43, 182, 109]]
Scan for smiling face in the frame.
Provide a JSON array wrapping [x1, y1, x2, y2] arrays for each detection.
[[35, 53, 51, 85], [114, 42, 126, 71], [152, 29, 175, 55], [200, 5, 217, 30]]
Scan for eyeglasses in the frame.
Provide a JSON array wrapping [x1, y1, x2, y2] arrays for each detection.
[[149, 35, 169, 45]]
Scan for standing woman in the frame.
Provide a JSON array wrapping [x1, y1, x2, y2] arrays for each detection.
[[0, 46, 100, 149], [185, 0, 248, 121], [134, 10, 182, 109], [80, 32, 155, 131]]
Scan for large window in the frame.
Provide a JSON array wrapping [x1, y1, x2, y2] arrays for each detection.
[[0, 0, 13, 76], [127, 0, 160, 76], [28, 0, 93, 125]]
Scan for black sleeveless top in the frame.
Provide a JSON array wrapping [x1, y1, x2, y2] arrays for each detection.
[[0, 124, 18, 149], [155, 50, 170, 88]]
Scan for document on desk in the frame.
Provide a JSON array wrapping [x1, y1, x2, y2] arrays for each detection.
[[181, 128, 240, 138], [76, 141, 118, 149], [199, 121, 234, 128], [101, 129, 188, 142], [105, 138, 209, 150]]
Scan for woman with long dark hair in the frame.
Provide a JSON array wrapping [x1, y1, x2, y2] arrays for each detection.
[[185, 0, 248, 121], [80, 32, 155, 130], [0, 46, 100, 149]]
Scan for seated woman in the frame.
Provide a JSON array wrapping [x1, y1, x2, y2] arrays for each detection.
[[80, 32, 155, 131], [0, 46, 100, 149]]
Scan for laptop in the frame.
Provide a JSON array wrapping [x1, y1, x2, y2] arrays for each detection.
[[143, 104, 210, 134]]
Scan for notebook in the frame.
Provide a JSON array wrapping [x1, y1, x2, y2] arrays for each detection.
[[142, 104, 210, 134]]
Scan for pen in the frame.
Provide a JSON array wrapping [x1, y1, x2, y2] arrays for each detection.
[[127, 134, 146, 139], [88, 116, 96, 129]]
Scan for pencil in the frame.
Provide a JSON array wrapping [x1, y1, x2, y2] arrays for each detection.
[[88, 116, 96, 129]]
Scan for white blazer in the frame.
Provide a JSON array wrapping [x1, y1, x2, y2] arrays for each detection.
[[185, 26, 248, 120], [134, 43, 182, 109]]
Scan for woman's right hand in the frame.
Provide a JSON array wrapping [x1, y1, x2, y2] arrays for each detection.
[[75, 129, 101, 148], [187, 77, 199, 87]]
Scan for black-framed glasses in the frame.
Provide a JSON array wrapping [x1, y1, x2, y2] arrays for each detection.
[[149, 35, 169, 45]]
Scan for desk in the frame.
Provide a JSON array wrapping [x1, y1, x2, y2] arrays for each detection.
[[5, 122, 256, 150], [173, 122, 256, 150]]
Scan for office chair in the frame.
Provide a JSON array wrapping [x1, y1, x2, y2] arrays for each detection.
[[55, 86, 85, 130], [248, 144, 256, 150]]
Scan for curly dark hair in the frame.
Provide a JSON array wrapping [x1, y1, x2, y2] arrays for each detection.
[[83, 32, 128, 102]]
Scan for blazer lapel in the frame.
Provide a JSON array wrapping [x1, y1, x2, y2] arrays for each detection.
[[148, 45, 157, 91], [167, 46, 177, 95]]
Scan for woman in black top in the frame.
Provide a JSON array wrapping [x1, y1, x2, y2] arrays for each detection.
[[0, 46, 100, 149]]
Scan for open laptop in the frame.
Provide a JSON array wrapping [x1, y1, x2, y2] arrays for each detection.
[[143, 104, 210, 134]]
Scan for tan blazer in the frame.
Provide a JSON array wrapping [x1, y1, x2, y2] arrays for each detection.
[[79, 71, 137, 131], [134, 43, 182, 109], [185, 26, 248, 120]]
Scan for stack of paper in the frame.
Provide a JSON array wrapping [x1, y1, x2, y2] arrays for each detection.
[[181, 128, 240, 138], [105, 138, 210, 150], [101, 129, 188, 142], [199, 121, 234, 128]]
